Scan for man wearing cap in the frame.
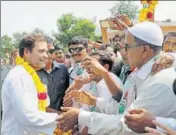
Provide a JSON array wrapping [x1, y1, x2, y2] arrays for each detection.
[[56, 21, 176, 135]]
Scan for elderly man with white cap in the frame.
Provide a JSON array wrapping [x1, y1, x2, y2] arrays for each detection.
[[56, 21, 176, 135]]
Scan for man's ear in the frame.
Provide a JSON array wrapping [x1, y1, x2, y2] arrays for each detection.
[[142, 45, 151, 60], [103, 64, 109, 71], [24, 48, 30, 56]]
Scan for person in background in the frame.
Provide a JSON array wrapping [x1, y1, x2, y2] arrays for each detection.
[[37, 36, 69, 111], [1, 34, 61, 135], [54, 45, 71, 68], [1, 49, 19, 83], [67, 37, 89, 85], [65, 52, 73, 69], [162, 32, 176, 53], [114, 33, 134, 84], [70, 51, 123, 134]]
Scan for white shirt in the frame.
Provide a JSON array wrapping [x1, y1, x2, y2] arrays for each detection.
[[82, 72, 123, 100], [156, 117, 176, 132], [78, 57, 176, 135], [1, 65, 58, 135], [74, 72, 123, 133], [72, 72, 123, 111]]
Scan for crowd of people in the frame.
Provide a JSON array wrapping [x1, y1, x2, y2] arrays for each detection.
[[1, 15, 176, 135]]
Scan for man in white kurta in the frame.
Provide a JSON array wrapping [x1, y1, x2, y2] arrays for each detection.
[[1, 34, 59, 135]]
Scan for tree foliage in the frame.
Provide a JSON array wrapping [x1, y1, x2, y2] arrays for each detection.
[[12, 32, 28, 48], [54, 13, 97, 47], [1, 35, 14, 58], [109, 1, 139, 20]]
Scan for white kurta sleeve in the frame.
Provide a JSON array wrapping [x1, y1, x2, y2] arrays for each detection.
[[78, 110, 122, 135], [8, 74, 58, 134], [156, 117, 176, 132], [96, 97, 119, 114]]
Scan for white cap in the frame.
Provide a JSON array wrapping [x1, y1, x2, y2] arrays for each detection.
[[128, 21, 164, 46]]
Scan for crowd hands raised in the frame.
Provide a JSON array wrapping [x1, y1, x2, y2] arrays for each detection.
[[58, 15, 176, 135], [1, 14, 176, 135]]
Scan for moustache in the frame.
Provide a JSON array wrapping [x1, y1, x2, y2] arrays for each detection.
[[56, 55, 63, 58]]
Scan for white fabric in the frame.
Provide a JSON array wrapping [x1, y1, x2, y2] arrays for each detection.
[[79, 72, 123, 112], [156, 117, 176, 133], [75, 72, 123, 133], [1, 65, 58, 135], [128, 21, 163, 46], [78, 57, 176, 135]]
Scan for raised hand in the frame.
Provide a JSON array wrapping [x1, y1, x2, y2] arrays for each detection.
[[111, 14, 132, 31], [81, 57, 107, 76], [69, 90, 97, 106], [63, 92, 73, 107]]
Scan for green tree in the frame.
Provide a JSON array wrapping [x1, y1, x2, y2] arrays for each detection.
[[1, 35, 14, 58], [12, 28, 45, 48], [54, 13, 97, 47], [31, 28, 45, 35], [12, 32, 28, 48], [109, 1, 139, 20]]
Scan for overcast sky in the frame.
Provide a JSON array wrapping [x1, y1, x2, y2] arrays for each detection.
[[1, 1, 176, 37]]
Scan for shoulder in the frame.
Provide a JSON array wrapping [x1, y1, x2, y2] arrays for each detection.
[[58, 63, 67, 69], [54, 61, 67, 69], [143, 68, 176, 92], [6, 65, 30, 81], [152, 67, 176, 83]]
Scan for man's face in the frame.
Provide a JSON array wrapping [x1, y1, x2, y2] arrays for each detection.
[[113, 36, 120, 47], [125, 32, 144, 68], [163, 36, 176, 52], [47, 43, 55, 61], [24, 41, 48, 70], [69, 44, 87, 63], [54, 49, 65, 62]]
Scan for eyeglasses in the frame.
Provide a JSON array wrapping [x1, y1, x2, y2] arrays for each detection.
[[68, 47, 84, 53], [48, 49, 55, 54], [124, 44, 143, 51]]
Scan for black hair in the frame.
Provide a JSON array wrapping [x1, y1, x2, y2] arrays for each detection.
[[68, 37, 88, 48], [55, 45, 64, 51], [112, 34, 120, 42], [19, 34, 46, 57]]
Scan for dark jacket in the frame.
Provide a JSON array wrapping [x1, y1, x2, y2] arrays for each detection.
[[37, 62, 69, 110]]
